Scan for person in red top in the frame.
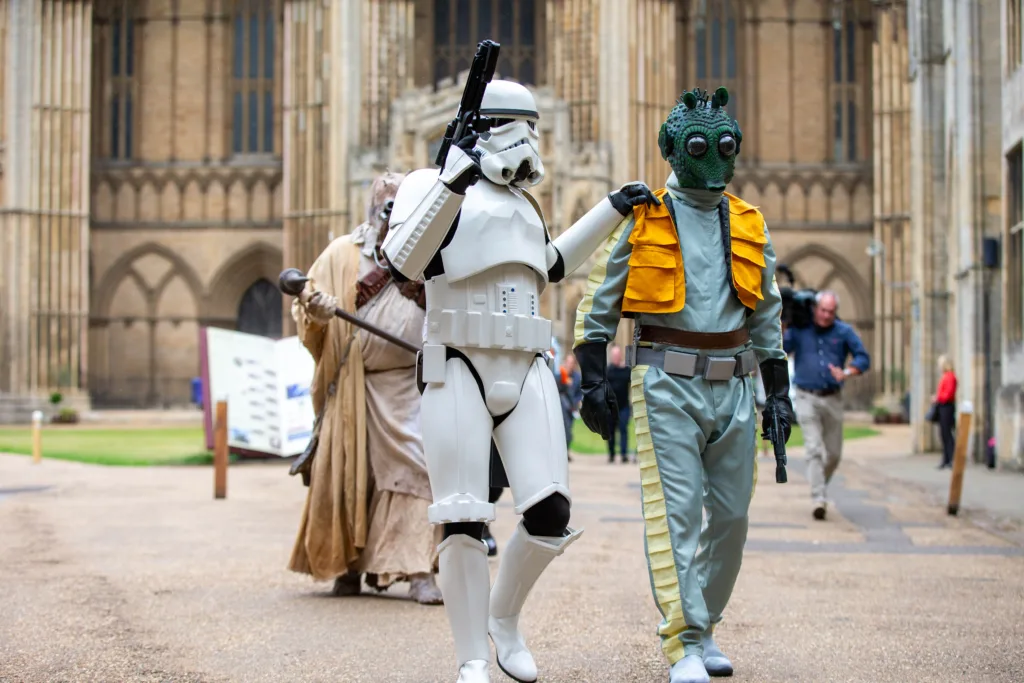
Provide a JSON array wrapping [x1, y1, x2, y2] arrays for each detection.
[[934, 355, 958, 469]]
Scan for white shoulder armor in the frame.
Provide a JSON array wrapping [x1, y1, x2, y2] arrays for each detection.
[[382, 165, 465, 281]]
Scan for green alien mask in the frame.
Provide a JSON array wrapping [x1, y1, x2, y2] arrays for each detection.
[[658, 87, 742, 193]]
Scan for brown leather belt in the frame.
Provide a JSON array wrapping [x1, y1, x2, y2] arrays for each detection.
[[638, 325, 750, 350]]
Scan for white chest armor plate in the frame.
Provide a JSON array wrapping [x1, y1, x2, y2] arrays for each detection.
[[423, 182, 552, 355], [439, 181, 549, 284]]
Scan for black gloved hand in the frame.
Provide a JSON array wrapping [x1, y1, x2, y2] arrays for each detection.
[[608, 182, 662, 216], [759, 358, 794, 443], [441, 131, 484, 194], [574, 342, 618, 441]]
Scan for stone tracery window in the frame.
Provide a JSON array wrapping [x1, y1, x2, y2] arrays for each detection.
[[691, 0, 742, 121], [432, 0, 543, 87], [231, 0, 276, 155], [108, 0, 135, 159], [831, 13, 860, 162], [1008, 145, 1023, 344]]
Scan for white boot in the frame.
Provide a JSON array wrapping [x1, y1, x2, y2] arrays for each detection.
[[488, 521, 582, 682], [438, 534, 493, 683], [669, 655, 710, 683], [701, 630, 733, 677]]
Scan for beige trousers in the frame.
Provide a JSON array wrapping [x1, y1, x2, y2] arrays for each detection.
[[794, 388, 844, 504]]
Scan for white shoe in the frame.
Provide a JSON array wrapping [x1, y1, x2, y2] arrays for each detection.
[[438, 535, 492, 680], [669, 655, 710, 683], [701, 632, 733, 677], [456, 659, 490, 683], [488, 522, 583, 682]]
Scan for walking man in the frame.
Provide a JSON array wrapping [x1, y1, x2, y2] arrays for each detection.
[[783, 290, 870, 520]]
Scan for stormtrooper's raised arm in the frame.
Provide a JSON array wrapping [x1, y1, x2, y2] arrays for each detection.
[[545, 182, 661, 282], [381, 142, 481, 282]]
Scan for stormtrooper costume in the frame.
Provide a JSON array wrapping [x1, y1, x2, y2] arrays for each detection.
[[382, 80, 659, 683]]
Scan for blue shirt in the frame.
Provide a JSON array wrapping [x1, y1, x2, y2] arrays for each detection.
[[783, 321, 870, 391]]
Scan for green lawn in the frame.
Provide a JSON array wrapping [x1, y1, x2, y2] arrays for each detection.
[[570, 419, 879, 456], [0, 427, 215, 466]]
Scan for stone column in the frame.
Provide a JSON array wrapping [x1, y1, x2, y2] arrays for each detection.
[[871, 2, 912, 419], [907, 0, 947, 452], [0, 0, 93, 421], [281, 0, 362, 336]]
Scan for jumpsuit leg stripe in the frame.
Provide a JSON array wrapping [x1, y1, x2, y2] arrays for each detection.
[[573, 220, 630, 345], [750, 388, 759, 501], [631, 364, 686, 665]]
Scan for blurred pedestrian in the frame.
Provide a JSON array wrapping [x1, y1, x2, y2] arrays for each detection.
[[783, 290, 870, 521], [606, 345, 632, 463], [558, 353, 582, 458], [933, 355, 958, 469]]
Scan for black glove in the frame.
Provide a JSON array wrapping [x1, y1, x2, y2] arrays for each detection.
[[441, 131, 484, 194], [759, 358, 794, 443], [608, 182, 662, 216], [574, 342, 618, 440]]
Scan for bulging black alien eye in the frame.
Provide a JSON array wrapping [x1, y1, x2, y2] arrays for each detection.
[[718, 134, 737, 157], [686, 135, 708, 158]]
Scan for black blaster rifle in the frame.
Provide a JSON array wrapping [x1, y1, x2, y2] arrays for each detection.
[[434, 39, 501, 170], [762, 400, 789, 484]]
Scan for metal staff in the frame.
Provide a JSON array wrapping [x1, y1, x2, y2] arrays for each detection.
[[278, 268, 419, 355]]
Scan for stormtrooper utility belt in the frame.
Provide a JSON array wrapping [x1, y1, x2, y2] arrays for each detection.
[[419, 309, 552, 385], [625, 325, 756, 381]]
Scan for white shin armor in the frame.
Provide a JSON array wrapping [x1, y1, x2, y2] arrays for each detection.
[[437, 535, 492, 673], [488, 522, 583, 682]]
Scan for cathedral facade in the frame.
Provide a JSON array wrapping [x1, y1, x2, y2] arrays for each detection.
[[1, 0, 888, 420]]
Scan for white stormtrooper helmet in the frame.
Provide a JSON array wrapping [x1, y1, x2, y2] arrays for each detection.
[[475, 80, 544, 187]]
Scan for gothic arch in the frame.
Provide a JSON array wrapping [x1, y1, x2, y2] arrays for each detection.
[[779, 243, 871, 322], [93, 242, 205, 318], [204, 241, 283, 322]]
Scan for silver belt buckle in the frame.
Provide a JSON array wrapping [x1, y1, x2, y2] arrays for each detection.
[[663, 350, 698, 377], [703, 356, 737, 381]]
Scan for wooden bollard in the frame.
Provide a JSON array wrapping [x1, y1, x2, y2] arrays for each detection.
[[947, 401, 974, 516], [31, 410, 43, 464], [214, 400, 228, 499]]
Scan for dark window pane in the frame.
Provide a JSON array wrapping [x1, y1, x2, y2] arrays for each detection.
[[726, 18, 736, 78], [248, 91, 259, 151], [264, 91, 274, 153], [111, 94, 120, 157], [696, 26, 706, 79], [711, 18, 721, 78], [478, 0, 493, 38], [125, 92, 133, 158], [233, 91, 243, 153], [499, 0, 514, 45], [233, 15, 244, 78], [249, 13, 259, 77], [846, 21, 856, 82], [520, 57, 534, 85], [727, 92, 737, 120], [833, 27, 842, 82], [126, 14, 134, 75], [520, 0, 535, 45], [434, 55, 447, 85], [455, 55, 469, 75], [456, 0, 471, 43], [265, 12, 275, 79], [112, 18, 121, 75], [434, 0, 449, 45], [847, 100, 856, 160], [834, 101, 843, 160]]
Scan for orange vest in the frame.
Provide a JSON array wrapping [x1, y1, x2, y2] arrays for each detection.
[[622, 188, 767, 314]]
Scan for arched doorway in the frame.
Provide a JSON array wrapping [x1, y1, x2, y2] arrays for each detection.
[[237, 278, 282, 338]]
